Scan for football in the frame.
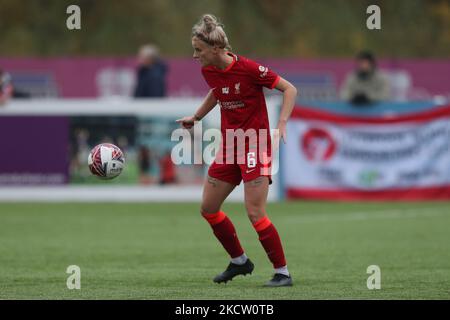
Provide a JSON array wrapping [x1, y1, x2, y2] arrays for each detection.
[[88, 143, 125, 179]]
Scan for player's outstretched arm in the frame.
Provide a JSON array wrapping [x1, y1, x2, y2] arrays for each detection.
[[176, 89, 217, 129], [274, 77, 298, 144]]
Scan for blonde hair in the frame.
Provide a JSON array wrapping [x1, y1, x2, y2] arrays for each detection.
[[192, 14, 231, 51]]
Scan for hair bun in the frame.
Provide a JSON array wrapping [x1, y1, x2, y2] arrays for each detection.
[[192, 14, 231, 51], [203, 14, 218, 32]]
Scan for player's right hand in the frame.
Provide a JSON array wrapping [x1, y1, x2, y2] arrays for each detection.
[[176, 116, 196, 129]]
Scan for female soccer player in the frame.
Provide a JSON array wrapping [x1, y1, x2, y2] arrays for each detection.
[[177, 14, 297, 287]]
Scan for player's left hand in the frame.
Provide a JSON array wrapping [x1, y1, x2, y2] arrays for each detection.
[[277, 120, 287, 144], [273, 120, 287, 152]]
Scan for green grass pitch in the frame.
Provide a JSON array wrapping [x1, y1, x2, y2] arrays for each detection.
[[0, 201, 449, 299]]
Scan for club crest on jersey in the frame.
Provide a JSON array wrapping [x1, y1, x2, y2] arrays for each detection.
[[222, 87, 229, 94], [259, 65, 268, 78], [234, 82, 240, 94]]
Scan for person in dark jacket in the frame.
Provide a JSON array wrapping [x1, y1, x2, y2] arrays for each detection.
[[340, 51, 390, 105], [133, 44, 168, 98]]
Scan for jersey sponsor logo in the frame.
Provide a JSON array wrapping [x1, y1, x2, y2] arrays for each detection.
[[234, 82, 241, 94], [222, 87, 229, 94], [246, 168, 256, 174], [217, 99, 245, 110]]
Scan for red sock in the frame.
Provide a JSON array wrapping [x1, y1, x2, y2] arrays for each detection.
[[253, 216, 287, 268], [202, 211, 244, 259]]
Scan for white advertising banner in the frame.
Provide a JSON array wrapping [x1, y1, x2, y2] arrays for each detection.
[[283, 105, 450, 200]]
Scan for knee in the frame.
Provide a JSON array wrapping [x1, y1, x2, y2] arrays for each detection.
[[200, 204, 220, 216], [245, 204, 266, 224]]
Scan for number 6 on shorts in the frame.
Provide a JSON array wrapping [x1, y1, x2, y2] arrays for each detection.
[[247, 152, 256, 168]]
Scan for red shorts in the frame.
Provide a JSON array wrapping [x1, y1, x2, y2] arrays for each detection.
[[208, 151, 272, 185]]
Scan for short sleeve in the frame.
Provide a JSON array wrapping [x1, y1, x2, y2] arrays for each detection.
[[245, 59, 280, 89]]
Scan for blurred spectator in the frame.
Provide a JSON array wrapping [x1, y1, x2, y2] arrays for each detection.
[[138, 145, 153, 184], [133, 44, 167, 98], [70, 129, 91, 179], [0, 69, 14, 106], [117, 136, 129, 154], [340, 51, 390, 105], [159, 151, 176, 185], [0, 68, 31, 105]]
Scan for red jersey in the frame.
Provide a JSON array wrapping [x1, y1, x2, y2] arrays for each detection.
[[202, 53, 279, 164], [201, 52, 280, 134], [201, 53, 279, 184]]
